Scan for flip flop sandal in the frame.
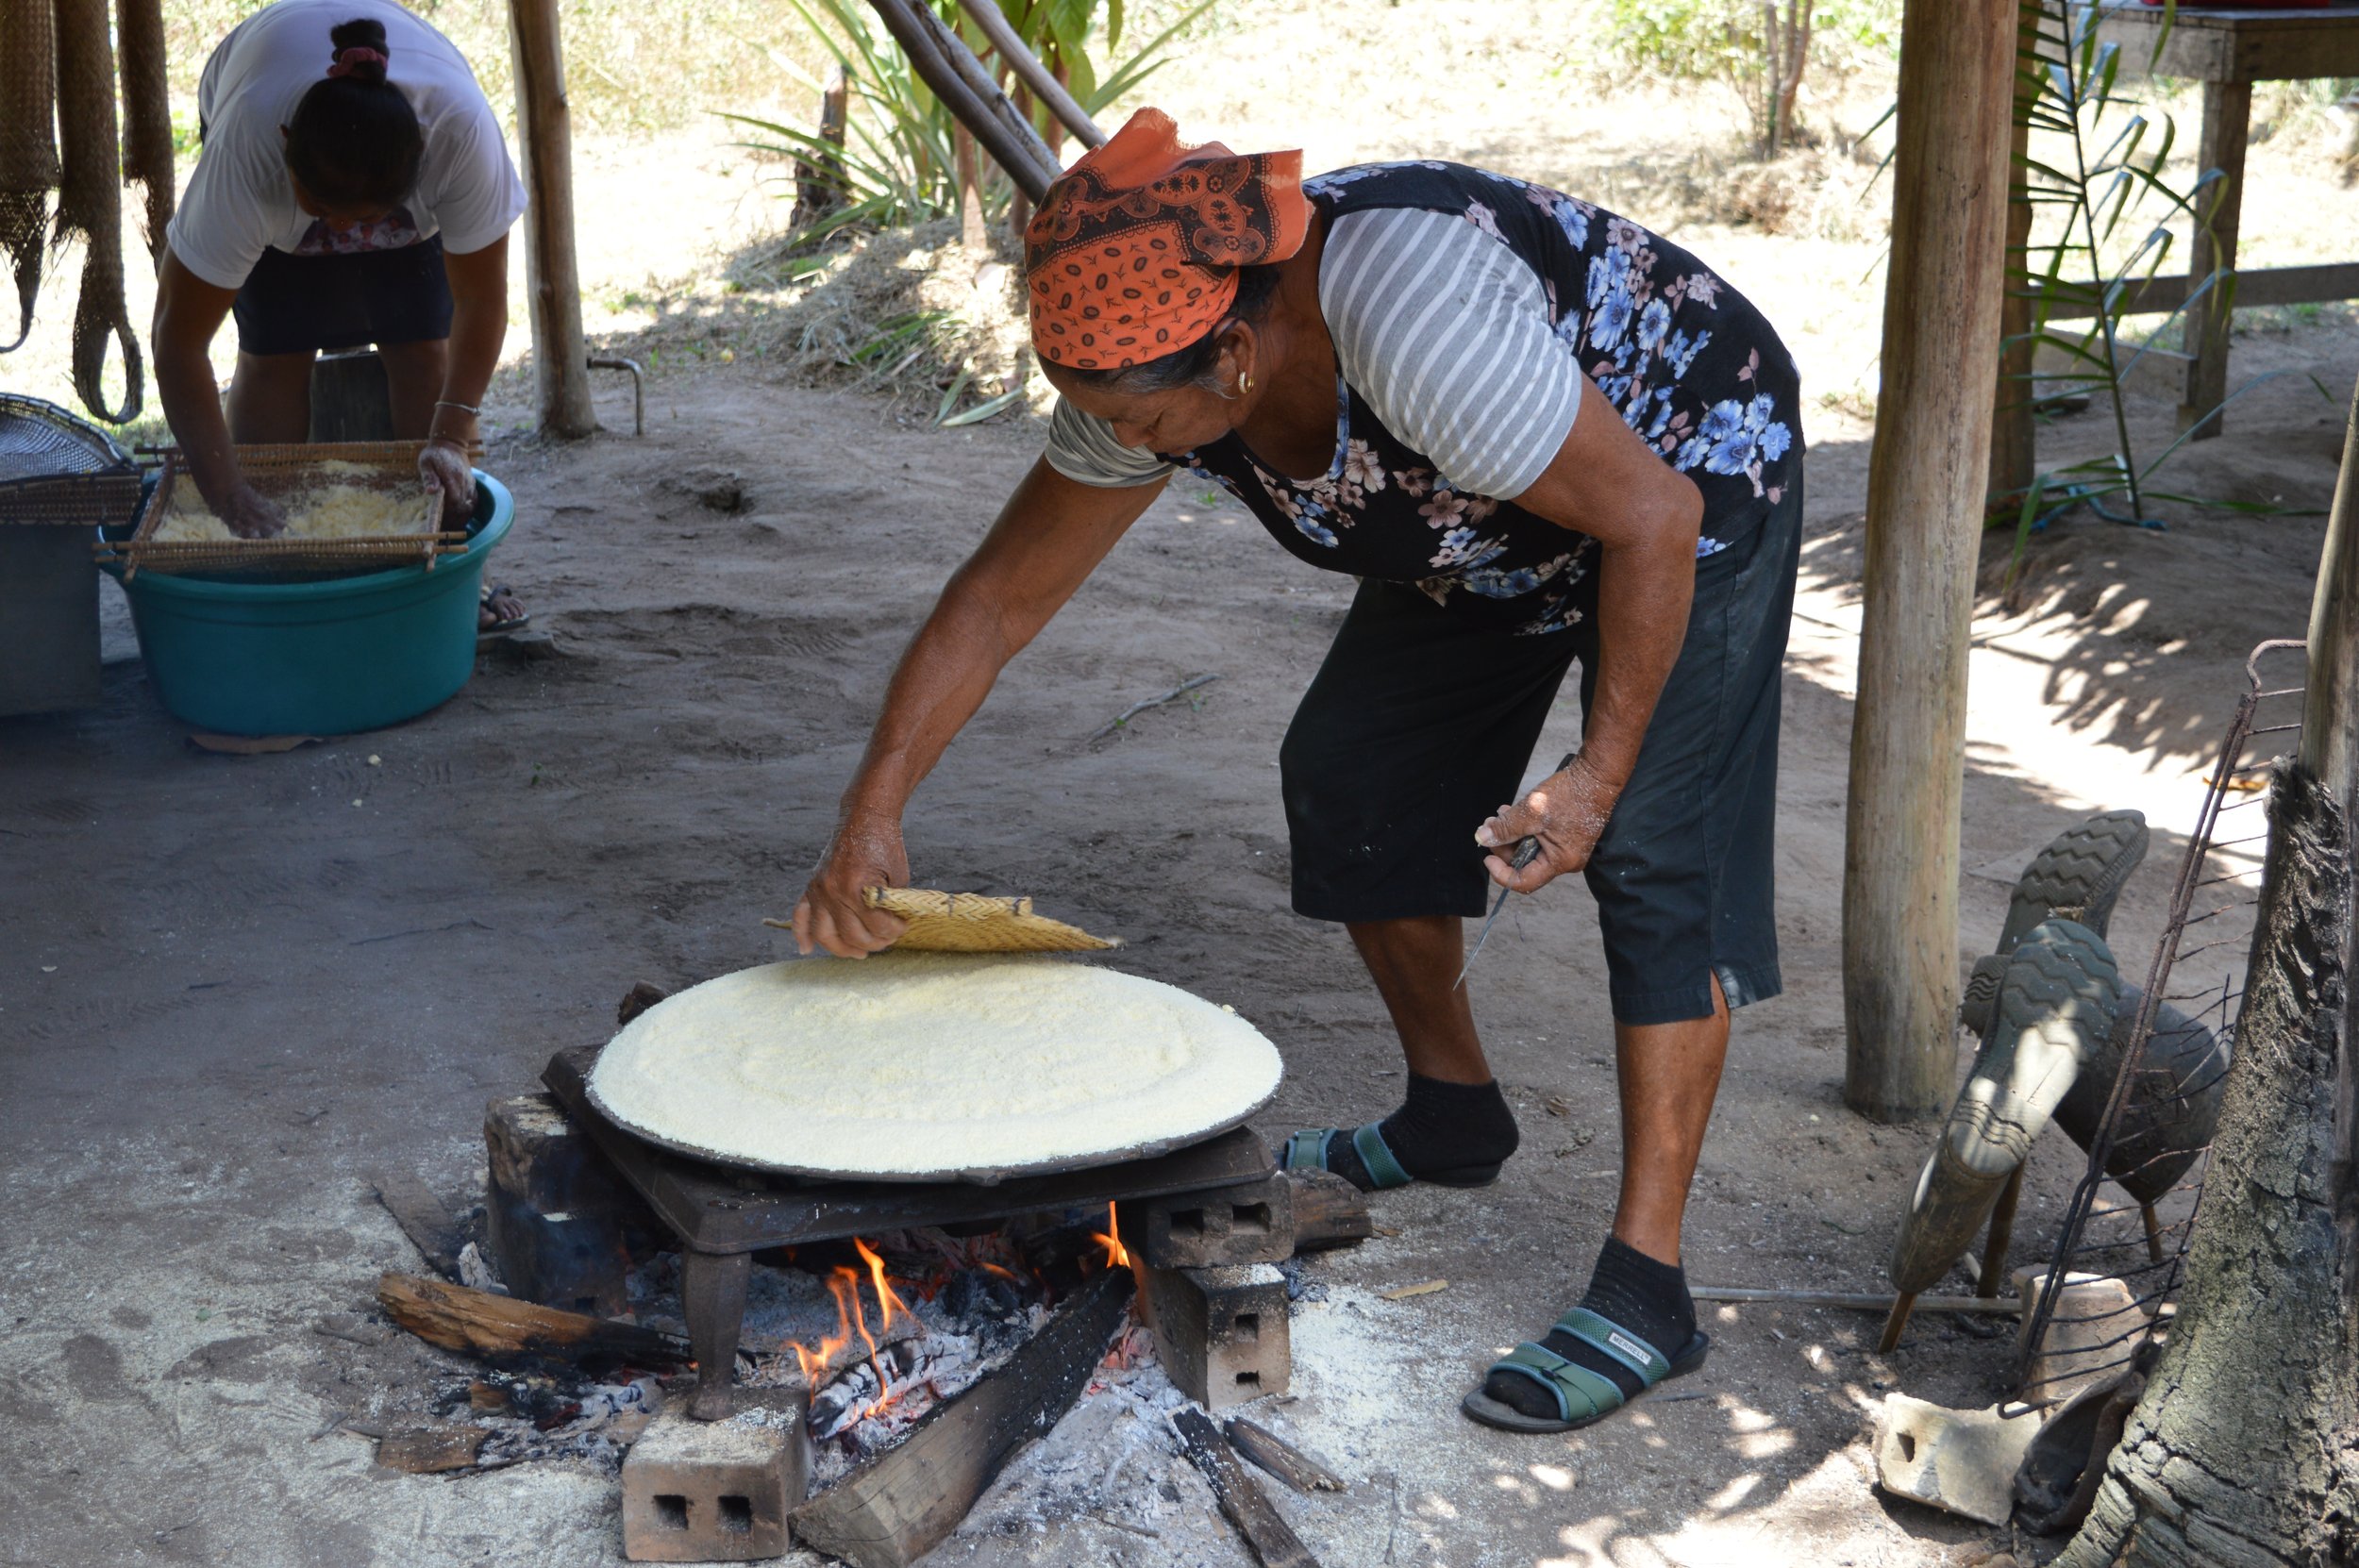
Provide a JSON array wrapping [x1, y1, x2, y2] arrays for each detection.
[[478, 582, 530, 638], [1462, 1306, 1712, 1434], [1281, 1124, 1503, 1191]]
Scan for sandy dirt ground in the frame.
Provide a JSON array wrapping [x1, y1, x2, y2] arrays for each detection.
[[6, 4, 2358, 1563], [4, 304, 2350, 1565]]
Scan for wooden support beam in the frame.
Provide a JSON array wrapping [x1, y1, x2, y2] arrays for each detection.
[[1842, 0, 2020, 1120], [2179, 76, 2250, 442], [508, 0, 594, 437], [1989, 0, 2039, 507]]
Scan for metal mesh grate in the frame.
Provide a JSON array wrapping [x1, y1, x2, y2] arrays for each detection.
[[2015, 638, 2309, 1400]]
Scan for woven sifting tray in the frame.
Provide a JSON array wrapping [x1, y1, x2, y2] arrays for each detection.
[[0, 392, 142, 527], [764, 887, 1122, 953], [96, 441, 461, 582]]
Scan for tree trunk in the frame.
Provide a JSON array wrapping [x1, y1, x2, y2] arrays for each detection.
[[2058, 380, 2359, 1567]]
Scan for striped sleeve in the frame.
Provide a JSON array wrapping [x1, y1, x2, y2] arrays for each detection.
[[1320, 208, 1584, 499], [1044, 396, 1174, 489]]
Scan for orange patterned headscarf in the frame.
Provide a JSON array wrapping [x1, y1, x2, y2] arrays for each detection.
[[1025, 108, 1310, 372]]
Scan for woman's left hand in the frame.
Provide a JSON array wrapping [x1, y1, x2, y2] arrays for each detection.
[[419, 437, 477, 525], [1475, 754, 1625, 894]]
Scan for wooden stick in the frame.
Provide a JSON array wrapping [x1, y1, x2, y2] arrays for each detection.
[[1223, 1417, 1346, 1493], [951, 0, 1105, 147], [1978, 1164, 2026, 1297], [1173, 1407, 1320, 1568], [1696, 1285, 2018, 1315], [377, 1271, 690, 1368], [1088, 673, 1220, 741], [1879, 1292, 1918, 1355], [2140, 1201, 2166, 1265]]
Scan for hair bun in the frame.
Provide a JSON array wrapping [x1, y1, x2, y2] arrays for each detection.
[[327, 16, 391, 80]]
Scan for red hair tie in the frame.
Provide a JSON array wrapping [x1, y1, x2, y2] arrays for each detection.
[[326, 46, 387, 78]]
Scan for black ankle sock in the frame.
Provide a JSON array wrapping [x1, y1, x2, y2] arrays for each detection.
[[1484, 1238, 1697, 1421], [1323, 1074, 1519, 1191]]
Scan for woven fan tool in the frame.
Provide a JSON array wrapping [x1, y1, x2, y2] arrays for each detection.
[[765, 887, 1121, 953]]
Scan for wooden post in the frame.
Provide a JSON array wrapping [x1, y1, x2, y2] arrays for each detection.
[[1988, 0, 2039, 507], [508, 0, 594, 438], [2311, 376, 2359, 1306], [2179, 77, 2250, 442], [1841, 0, 2020, 1122]]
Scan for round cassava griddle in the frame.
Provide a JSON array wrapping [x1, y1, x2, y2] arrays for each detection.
[[583, 1052, 1277, 1186]]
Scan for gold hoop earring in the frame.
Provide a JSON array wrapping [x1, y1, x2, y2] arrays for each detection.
[[1240, 373, 1255, 394]]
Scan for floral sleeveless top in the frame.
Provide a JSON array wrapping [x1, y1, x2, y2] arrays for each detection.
[[1161, 161, 1801, 636]]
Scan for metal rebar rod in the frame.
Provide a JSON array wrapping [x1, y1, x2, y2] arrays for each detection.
[[954, 0, 1105, 148], [1695, 1285, 2020, 1315]]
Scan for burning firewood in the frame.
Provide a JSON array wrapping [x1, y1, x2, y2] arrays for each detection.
[[376, 1271, 690, 1372], [810, 1338, 927, 1438]]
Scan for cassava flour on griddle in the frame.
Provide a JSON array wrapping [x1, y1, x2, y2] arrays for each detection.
[[587, 953, 1283, 1178]]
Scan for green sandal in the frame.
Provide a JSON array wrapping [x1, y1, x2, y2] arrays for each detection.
[[1283, 1124, 1505, 1191], [1461, 1307, 1711, 1434]]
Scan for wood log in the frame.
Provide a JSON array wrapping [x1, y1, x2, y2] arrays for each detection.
[[376, 1423, 488, 1474], [1172, 1407, 1320, 1568], [791, 1268, 1131, 1568], [376, 1271, 689, 1370], [507, 0, 594, 437], [1223, 1417, 1346, 1493], [617, 979, 669, 1026], [368, 1171, 463, 1279], [1283, 1170, 1372, 1252], [1841, 0, 2020, 1121]]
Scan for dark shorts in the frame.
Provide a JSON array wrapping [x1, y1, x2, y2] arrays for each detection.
[[1280, 475, 1802, 1026], [231, 237, 453, 358]]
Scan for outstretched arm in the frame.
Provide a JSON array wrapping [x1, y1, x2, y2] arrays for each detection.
[[1476, 377, 1704, 892], [152, 249, 285, 538], [792, 459, 1166, 957]]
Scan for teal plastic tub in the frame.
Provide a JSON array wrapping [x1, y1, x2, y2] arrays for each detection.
[[103, 471, 513, 736]]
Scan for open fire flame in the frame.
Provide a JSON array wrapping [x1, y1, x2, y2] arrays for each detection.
[[1092, 1202, 1130, 1270], [784, 1216, 1132, 1435]]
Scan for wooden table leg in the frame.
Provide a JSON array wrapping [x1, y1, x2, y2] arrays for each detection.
[[682, 1247, 752, 1421], [2180, 75, 2250, 442]]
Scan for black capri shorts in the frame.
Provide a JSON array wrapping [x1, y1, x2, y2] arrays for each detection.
[[1280, 475, 1802, 1027], [231, 236, 453, 358]]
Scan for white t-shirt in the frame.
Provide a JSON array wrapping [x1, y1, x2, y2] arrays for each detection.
[[166, 0, 527, 290]]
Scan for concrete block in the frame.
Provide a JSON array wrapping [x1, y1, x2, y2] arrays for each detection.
[[1873, 1393, 2042, 1526], [0, 525, 101, 716], [1120, 1175, 1294, 1269], [1141, 1262, 1289, 1410], [2012, 1267, 2148, 1408], [621, 1410, 805, 1561]]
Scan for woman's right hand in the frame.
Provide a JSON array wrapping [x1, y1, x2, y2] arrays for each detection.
[[220, 482, 288, 539], [791, 810, 912, 959]]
